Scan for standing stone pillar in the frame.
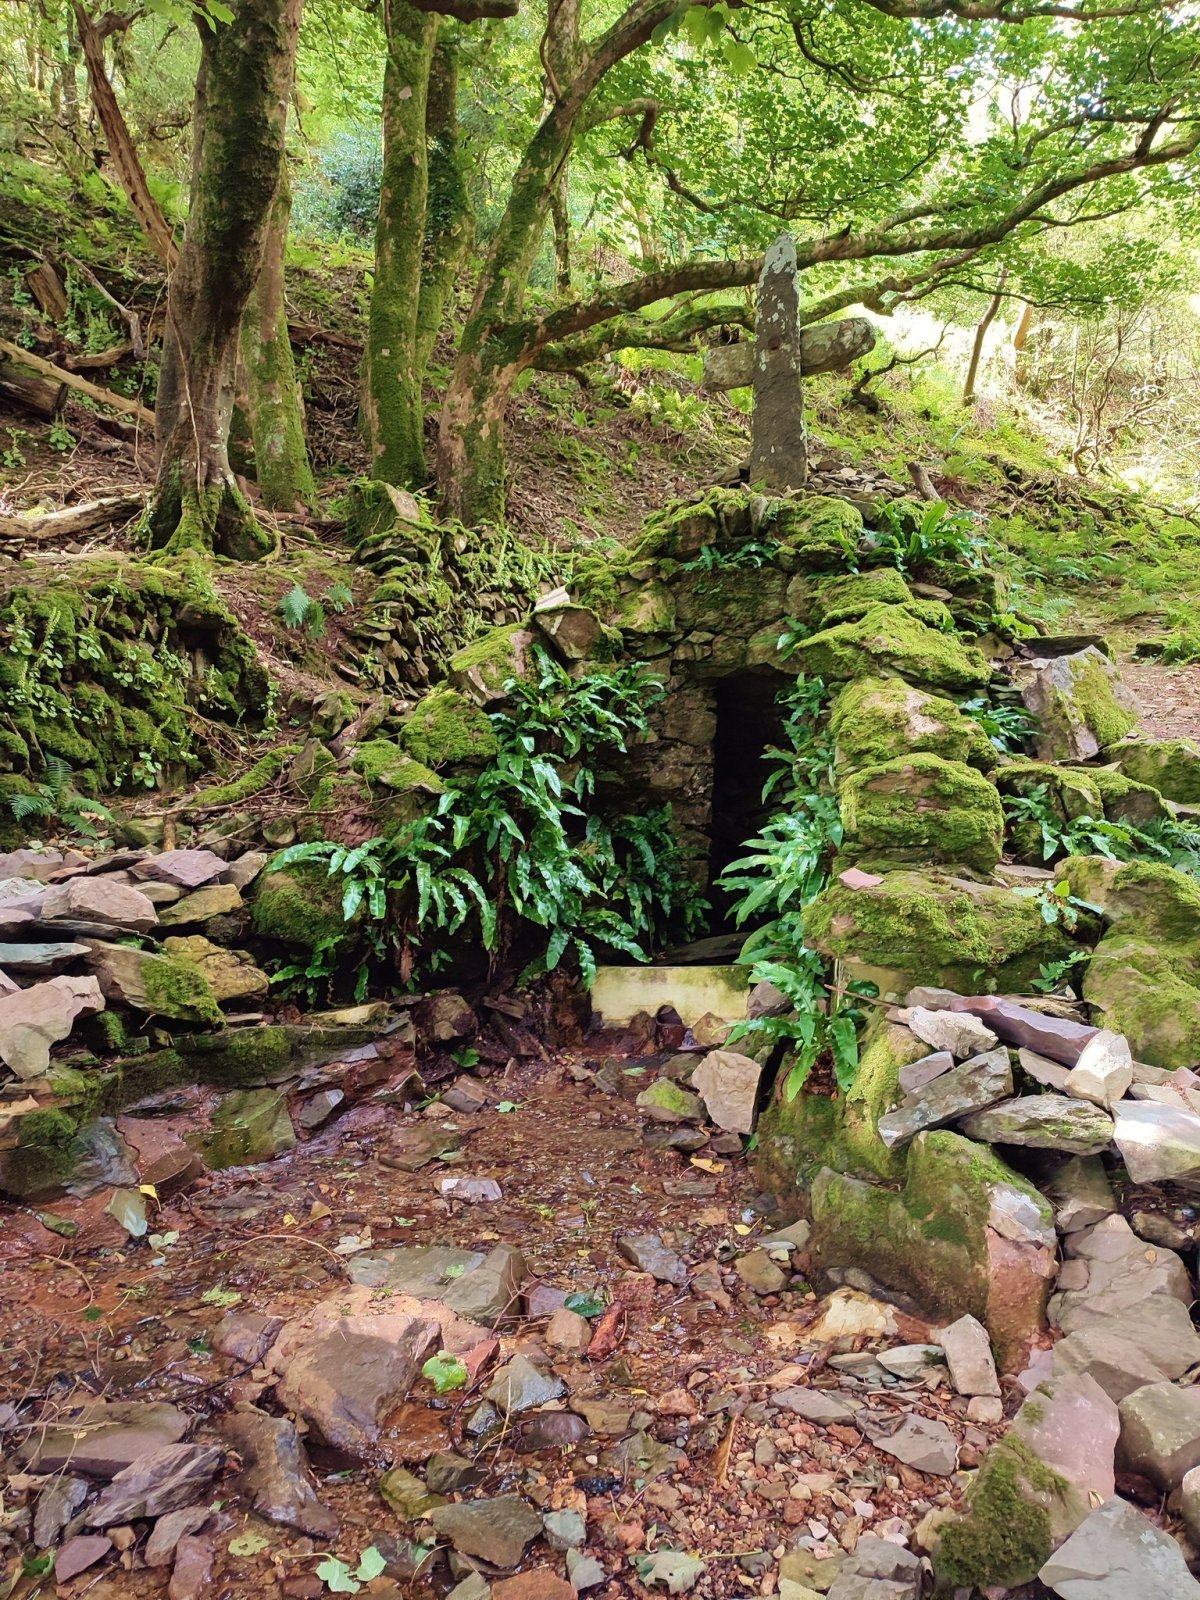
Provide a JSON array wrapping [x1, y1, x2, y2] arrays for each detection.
[[748, 234, 807, 493]]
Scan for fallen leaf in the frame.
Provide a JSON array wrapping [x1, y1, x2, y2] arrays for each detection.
[[422, 1351, 468, 1393], [106, 1188, 148, 1238], [228, 1532, 271, 1556]]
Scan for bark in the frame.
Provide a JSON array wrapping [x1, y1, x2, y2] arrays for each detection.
[[551, 167, 571, 292], [240, 166, 317, 511], [363, 0, 440, 487], [415, 38, 474, 379], [73, 2, 179, 269], [963, 266, 1007, 403], [148, 0, 303, 559]]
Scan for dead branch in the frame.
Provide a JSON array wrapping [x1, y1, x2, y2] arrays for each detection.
[[65, 253, 146, 357], [0, 490, 147, 543], [0, 338, 156, 431]]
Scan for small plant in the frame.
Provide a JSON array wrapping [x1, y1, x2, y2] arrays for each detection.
[[6, 757, 114, 840], [47, 419, 75, 452], [958, 696, 1038, 755], [278, 583, 328, 637], [326, 582, 354, 613], [679, 539, 782, 575], [1013, 876, 1101, 932], [1031, 949, 1090, 994], [867, 500, 990, 575]]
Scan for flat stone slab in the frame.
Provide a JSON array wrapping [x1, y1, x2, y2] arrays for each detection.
[[1112, 1102, 1200, 1184], [131, 849, 227, 888], [906, 1006, 998, 1059], [0, 940, 89, 974], [1039, 1495, 1200, 1598], [22, 1401, 189, 1477], [878, 1047, 1012, 1148], [946, 996, 1099, 1065], [959, 1094, 1113, 1154]]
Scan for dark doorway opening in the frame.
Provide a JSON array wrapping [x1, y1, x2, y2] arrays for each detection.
[[708, 671, 789, 929]]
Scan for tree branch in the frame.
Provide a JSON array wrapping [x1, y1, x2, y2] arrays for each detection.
[[533, 297, 752, 368]]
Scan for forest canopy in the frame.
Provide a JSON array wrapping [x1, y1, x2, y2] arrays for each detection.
[[2, 0, 1198, 541]]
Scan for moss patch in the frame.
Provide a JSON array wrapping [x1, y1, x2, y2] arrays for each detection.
[[1108, 736, 1200, 802], [788, 604, 990, 692], [805, 868, 1076, 997], [398, 686, 500, 769], [935, 1434, 1061, 1590], [186, 744, 302, 811], [252, 860, 352, 952], [839, 753, 1004, 873]]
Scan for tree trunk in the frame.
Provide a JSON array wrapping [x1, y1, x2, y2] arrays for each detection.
[[963, 267, 1007, 404], [415, 37, 473, 378], [240, 165, 317, 511], [73, 2, 179, 270], [363, 0, 440, 487], [551, 167, 571, 292], [436, 107, 574, 521], [148, 0, 303, 559]]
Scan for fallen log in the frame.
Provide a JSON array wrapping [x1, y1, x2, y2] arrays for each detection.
[[0, 490, 148, 543], [0, 361, 65, 421], [0, 338, 156, 431]]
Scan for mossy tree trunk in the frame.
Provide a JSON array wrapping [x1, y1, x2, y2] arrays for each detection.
[[240, 165, 317, 512], [363, 0, 440, 488], [147, 0, 303, 560], [365, 15, 475, 489]]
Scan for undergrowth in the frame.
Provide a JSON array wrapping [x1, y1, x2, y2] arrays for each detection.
[[270, 647, 707, 999]]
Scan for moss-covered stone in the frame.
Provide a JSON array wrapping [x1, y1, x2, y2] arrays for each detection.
[[915, 558, 1010, 630], [935, 1433, 1062, 1590], [994, 760, 1102, 821], [251, 860, 351, 952], [1083, 935, 1200, 1071], [805, 868, 1076, 999], [673, 566, 790, 637], [812, 568, 913, 626], [352, 740, 445, 793], [0, 1106, 81, 1197], [0, 556, 269, 792], [398, 686, 500, 769], [1108, 736, 1200, 802], [1061, 855, 1200, 944], [830, 677, 995, 775], [1021, 648, 1137, 762], [808, 1132, 1053, 1371], [186, 744, 303, 811], [838, 754, 1004, 874], [755, 1020, 927, 1189], [447, 625, 537, 707], [633, 486, 765, 563], [1087, 766, 1171, 827], [788, 604, 990, 692], [772, 496, 862, 572], [612, 581, 675, 636], [192, 1086, 296, 1168]]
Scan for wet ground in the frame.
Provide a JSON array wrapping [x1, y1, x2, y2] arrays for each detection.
[[0, 1046, 1001, 1600]]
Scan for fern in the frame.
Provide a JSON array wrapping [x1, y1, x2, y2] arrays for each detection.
[[304, 601, 327, 639], [326, 583, 353, 614], [9, 790, 52, 821], [279, 584, 313, 629]]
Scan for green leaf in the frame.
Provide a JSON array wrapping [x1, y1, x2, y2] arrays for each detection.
[[316, 1555, 361, 1593], [201, 1286, 242, 1308], [496, 1100, 517, 1113], [564, 1290, 606, 1318], [229, 1531, 272, 1556], [280, 583, 313, 629], [36, 1211, 78, 1238], [422, 1351, 469, 1393], [355, 1549, 387, 1582]]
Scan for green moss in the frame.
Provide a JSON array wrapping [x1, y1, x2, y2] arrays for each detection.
[[936, 1436, 1059, 1590], [352, 740, 445, 792], [788, 603, 990, 692], [142, 956, 223, 1026], [448, 624, 536, 705], [1069, 653, 1138, 750], [399, 686, 500, 768], [839, 753, 1004, 873], [813, 568, 913, 625], [187, 745, 302, 810], [0, 1107, 82, 1197], [1086, 766, 1171, 827], [673, 566, 790, 637], [772, 495, 862, 572], [634, 486, 760, 563], [1108, 736, 1200, 801], [1061, 855, 1200, 943], [805, 867, 1076, 998], [0, 776, 38, 849], [756, 1020, 925, 1188], [994, 759, 1102, 821], [806, 1132, 1051, 1371], [830, 677, 995, 774], [1083, 934, 1200, 1070], [251, 861, 351, 952], [192, 1086, 296, 1168]]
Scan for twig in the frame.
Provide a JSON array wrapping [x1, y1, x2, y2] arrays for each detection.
[[65, 253, 146, 358]]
